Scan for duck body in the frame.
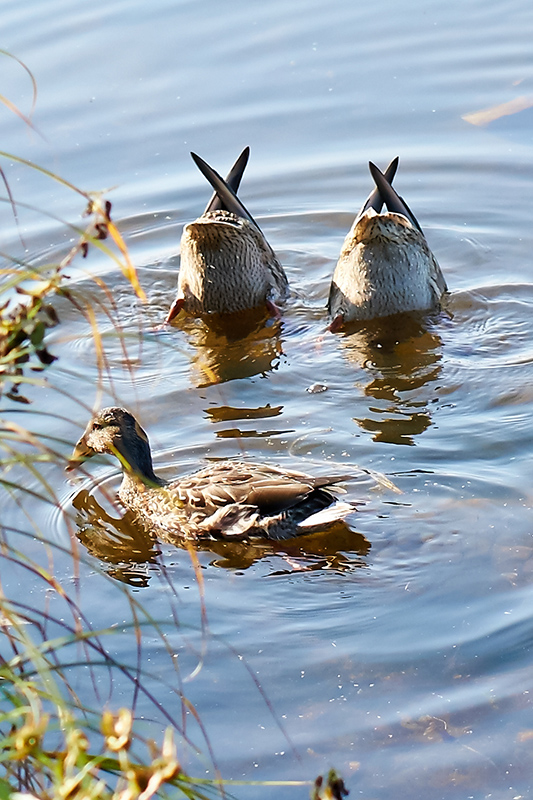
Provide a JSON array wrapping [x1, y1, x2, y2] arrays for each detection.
[[68, 407, 354, 542], [167, 148, 288, 321], [329, 158, 447, 328], [177, 210, 284, 315]]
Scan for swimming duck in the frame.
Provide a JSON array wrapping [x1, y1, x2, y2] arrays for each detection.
[[67, 407, 355, 541], [166, 148, 288, 321], [328, 158, 447, 330]]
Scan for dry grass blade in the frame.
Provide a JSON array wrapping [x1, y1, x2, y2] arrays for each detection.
[[0, 58, 317, 800], [0, 49, 38, 119], [0, 92, 40, 134], [463, 95, 533, 126], [0, 151, 90, 199], [107, 219, 147, 302], [0, 165, 25, 247]]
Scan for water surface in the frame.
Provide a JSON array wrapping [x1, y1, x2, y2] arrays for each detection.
[[2, 0, 533, 797]]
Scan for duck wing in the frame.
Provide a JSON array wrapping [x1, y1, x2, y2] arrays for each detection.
[[245, 473, 350, 514], [204, 147, 250, 214], [173, 461, 351, 516]]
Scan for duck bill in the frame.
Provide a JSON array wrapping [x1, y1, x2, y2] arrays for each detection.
[[65, 437, 95, 472], [166, 296, 185, 323]]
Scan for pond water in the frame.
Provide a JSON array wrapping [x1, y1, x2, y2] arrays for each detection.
[[2, 0, 533, 797]]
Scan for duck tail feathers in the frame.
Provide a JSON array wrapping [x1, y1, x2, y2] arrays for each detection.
[[358, 156, 399, 217], [192, 151, 258, 227], [367, 160, 424, 232], [204, 147, 250, 213], [297, 501, 357, 530]]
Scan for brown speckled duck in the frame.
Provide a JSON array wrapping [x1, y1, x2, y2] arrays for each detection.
[[67, 407, 355, 541], [328, 158, 447, 330], [166, 148, 288, 321]]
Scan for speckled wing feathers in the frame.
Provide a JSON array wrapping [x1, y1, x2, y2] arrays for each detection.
[[170, 462, 348, 517], [196, 504, 260, 538]]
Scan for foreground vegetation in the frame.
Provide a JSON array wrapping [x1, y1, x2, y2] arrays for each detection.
[[0, 59, 211, 798], [0, 165, 214, 797]]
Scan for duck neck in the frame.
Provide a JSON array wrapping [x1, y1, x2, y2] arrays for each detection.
[[122, 463, 164, 489], [120, 471, 164, 502], [115, 437, 165, 490]]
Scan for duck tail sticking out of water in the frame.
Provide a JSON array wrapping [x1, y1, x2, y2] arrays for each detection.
[[203, 146, 250, 214], [328, 157, 447, 329], [191, 150, 258, 227], [358, 155, 399, 217], [366, 160, 423, 232], [166, 149, 288, 321]]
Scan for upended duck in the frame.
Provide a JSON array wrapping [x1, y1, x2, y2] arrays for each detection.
[[67, 407, 355, 541], [328, 158, 447, 330], [166, 148, 288, 321]]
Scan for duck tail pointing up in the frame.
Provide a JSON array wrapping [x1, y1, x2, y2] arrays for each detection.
[[191, 151, 259, 228], [204, 147, 250, 214], [368, 161, 424, 233], [358, 155, 399, 217]]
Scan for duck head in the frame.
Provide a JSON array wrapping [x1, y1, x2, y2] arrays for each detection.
[[67, 407, 160, 484]]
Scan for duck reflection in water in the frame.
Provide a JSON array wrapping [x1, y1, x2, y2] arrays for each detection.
[[71, 488, 371, 579], [72, 488, 161, 587], [339, 311, 444, 445], [179, 305, 284, 387]]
